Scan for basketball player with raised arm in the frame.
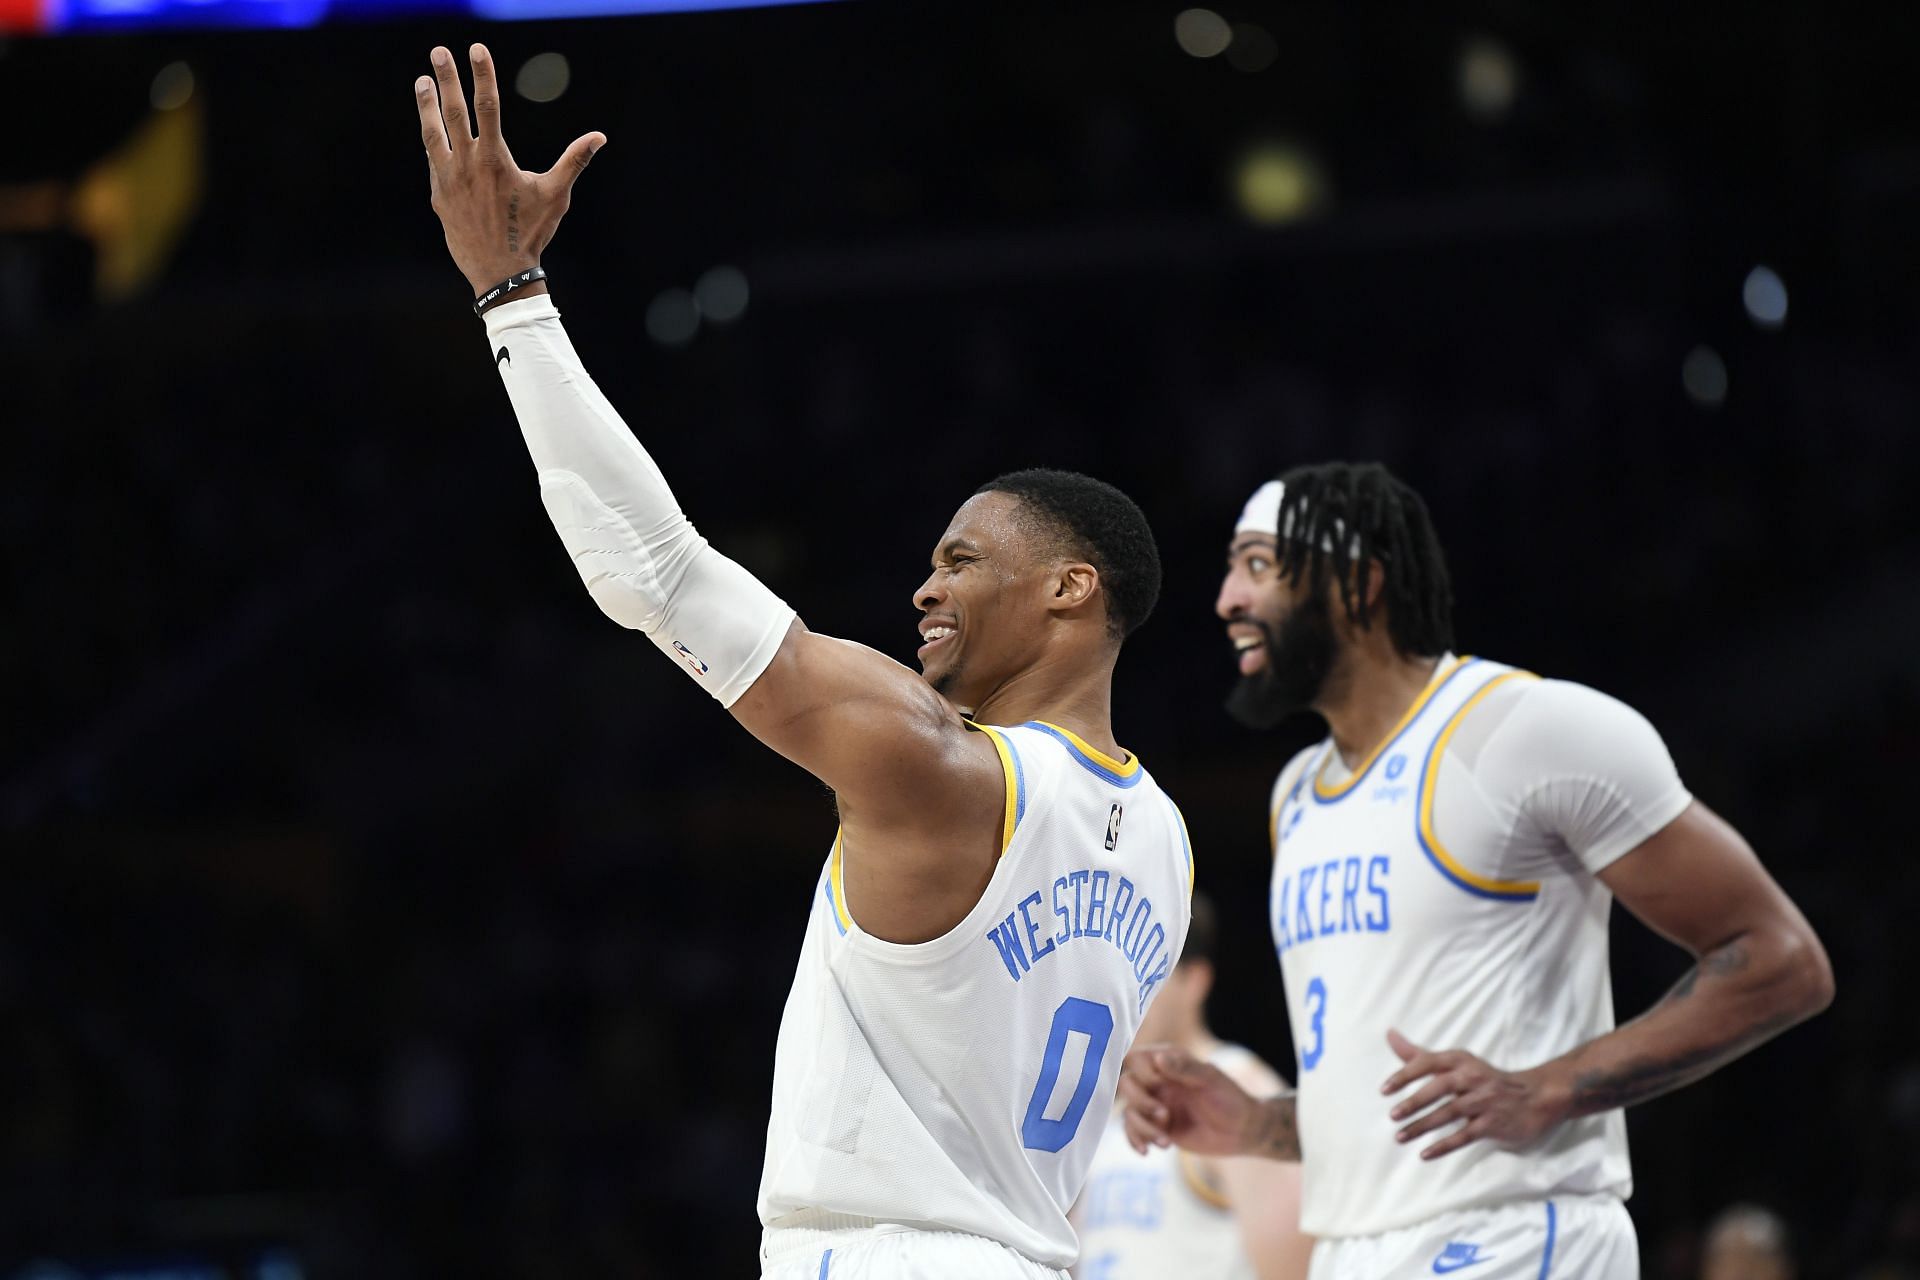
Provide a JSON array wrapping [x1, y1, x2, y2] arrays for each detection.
[[1071, 892, 1313, 1280], [1120, 463, 1833, 1278], [413, 46, 1193, 1280]]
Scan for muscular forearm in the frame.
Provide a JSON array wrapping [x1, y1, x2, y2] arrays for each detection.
[[1243, 1092, 1301, 1161], [1537, 923, 1832, 1118]]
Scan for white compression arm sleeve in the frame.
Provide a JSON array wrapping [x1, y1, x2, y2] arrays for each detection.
[[482, 294, 795, 707]]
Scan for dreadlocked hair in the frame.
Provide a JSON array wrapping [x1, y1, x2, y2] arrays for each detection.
[[1273, 461, 1454, 656]]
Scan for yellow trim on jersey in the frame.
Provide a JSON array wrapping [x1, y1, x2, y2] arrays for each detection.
[[1313, 654, 1470, 799], [828, 828, 854, 932], [1031, 720, 1140, 779], [1178, 1149, 1232, 1211], [973, 724, 1022, 856], [1417, 669, 1544, 899]]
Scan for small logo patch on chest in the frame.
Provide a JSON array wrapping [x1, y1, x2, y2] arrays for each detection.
[[1105, 802, 1124, 851]]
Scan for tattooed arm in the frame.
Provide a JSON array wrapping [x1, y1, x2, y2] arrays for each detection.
[[1385, 800, 1834, 1159], [1552, 800, 1832, 1110]]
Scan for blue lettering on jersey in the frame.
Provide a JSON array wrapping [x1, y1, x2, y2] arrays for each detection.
[[1367, 855, 1391, 931], [1084, 1166, 1166, 1230], [1104, 877, 1136, 943], [1276, 855, 1392, 956], [988, 868, 1175, 1008], [1086, 870, 1111, 937]]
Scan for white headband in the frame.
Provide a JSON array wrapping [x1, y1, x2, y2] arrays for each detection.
[[1232, 478, 1363, 558], [1235, 480, 1285, 536]]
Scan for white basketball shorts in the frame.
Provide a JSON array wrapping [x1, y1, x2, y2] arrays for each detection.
[[1307, 1193, 1637, 1280]]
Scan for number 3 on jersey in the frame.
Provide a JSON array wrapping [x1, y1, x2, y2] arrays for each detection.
[[1021, 996, 1115, 1152], [1300, 977, 1327, 1071]]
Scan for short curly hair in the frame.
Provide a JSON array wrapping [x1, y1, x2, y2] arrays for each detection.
[[975, 468, 1163, 642]]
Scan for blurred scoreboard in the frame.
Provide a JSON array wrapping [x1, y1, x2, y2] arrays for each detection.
[[0, 0, 833, 34]]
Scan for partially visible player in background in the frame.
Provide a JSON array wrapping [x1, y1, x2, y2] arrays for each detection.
[[414, 46, 1193, 1280], [1072, 893, 1312, 1280], [1121, 462, 1834, 1279], [1700, 1203, 1796, 1280]]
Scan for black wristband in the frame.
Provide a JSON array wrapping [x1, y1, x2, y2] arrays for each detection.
[[473, 267, 547, 316]]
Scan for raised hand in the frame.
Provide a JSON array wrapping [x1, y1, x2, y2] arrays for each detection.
[[1382, 1028, 1567, 1160], [413, 43, 605, 295], [1119, 1044, 1296, 1159]]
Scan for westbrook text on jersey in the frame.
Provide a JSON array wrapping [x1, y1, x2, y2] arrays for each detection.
[[986, 868, 1174, 1008], [1274, 854, 1391, 956]]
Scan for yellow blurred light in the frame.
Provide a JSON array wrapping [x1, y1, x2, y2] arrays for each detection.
[[1233, 143, 1327, 225]]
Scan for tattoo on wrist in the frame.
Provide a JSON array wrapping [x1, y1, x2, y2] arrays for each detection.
[[1569, 1009, 1800, 1113], [507, 193, 520, 255], [1250, 1095, 1300, 1160]]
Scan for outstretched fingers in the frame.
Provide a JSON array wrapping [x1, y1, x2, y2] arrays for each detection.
[[429, 46, 471, 152], [468, 43, 506, 160], [415, 76, 448, 158], [542, 131, 608, 196]]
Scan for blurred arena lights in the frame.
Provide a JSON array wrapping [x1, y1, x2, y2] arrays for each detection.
[[645, 287, 700, 348], [1459, 35, 1519, 120], [149, 60, 194, 111], [515, 52, 570, 104], [1682, 345, 1729, 408], [1742, 265, 1789, 329], [1232, 141, 1329, 226], [694, 265, 749, 325], [1173, 8, 1231, 59], [1225, 23, 1278, 74]]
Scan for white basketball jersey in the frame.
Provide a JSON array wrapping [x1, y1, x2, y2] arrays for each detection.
[[1075, 1044, 1261, 1280], [1270, 656, 1673, 1239], [759, 721, 1195, 1270]]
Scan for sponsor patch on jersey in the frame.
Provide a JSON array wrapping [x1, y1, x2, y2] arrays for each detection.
[[672, 642, 710, 676], [1431, 1241, 1493, 1273], [1372, 752, 1411, 803]]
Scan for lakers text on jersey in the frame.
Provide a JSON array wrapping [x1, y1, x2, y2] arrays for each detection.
[[1270, 655, 1690, 1240]]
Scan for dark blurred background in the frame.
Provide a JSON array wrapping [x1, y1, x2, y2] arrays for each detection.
[[3, 2, 1918, 1276]]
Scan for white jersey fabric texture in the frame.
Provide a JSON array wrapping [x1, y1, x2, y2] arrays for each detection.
[[1074, 1043, 1265, 1280], [1305, 1193, 1637, 1280], [760, 721, 1195, 1272], [1267, 655, 1691, 1240]]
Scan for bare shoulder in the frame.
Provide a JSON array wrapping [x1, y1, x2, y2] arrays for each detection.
[[732, 623, 1002, 817]]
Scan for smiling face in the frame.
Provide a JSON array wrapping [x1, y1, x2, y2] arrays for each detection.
[[912, 491, 1064, 709], [1215, 534, 1341, 729]]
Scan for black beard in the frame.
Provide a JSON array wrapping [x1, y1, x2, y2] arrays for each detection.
[[1224, 591, 1337, 730]]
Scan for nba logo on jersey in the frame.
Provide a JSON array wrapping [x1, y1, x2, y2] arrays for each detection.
[[1106, 803, 1124, 851], [672, 641, 710, 676]]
